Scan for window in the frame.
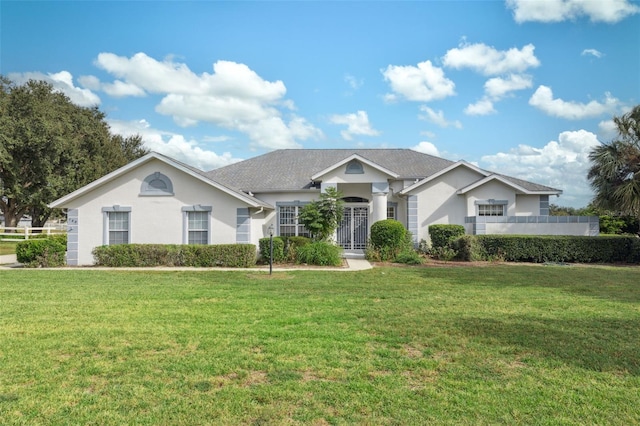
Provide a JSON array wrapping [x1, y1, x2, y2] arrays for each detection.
[[187, 211, 209, 244], [140, 172, 174, 196], [102, 206, 132, 245], [387, 205, 397, 220], [108, 212, 129, 244], [182, 205, 211, 244], [478, 204, 505, 216], [345, 160, 364, 174], [278, 204, 310, 237]]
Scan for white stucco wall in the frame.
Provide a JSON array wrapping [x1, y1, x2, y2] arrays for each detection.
[[484, 223, 593, 236], [464, 180, 517, 215], [408, 166, 486, 243], [515, 194, 541, 215], [62, 159, 251, 265]]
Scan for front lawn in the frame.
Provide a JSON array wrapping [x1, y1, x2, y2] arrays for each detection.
[[0, 265, 638, 424]]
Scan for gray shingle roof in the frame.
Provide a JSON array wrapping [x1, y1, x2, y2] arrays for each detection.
[[205, 149, 560, 193]]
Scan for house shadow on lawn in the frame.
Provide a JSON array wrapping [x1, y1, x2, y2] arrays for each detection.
[[456, 316, 640, 376], [416, 263, 640, 304]]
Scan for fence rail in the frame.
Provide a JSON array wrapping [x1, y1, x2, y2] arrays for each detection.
[[0, 226, 66, 242]]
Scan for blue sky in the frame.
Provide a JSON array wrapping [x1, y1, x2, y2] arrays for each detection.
[[2, 0, 639, 208]]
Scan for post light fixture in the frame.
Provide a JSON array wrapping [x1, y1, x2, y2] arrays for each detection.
[[268, 224, 274, 275]]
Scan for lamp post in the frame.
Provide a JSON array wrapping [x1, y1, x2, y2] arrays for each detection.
[[268, 224, 274, 275]]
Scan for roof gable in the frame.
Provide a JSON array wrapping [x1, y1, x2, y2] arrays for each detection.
[[456, 174, 563, 195], [400, 160, 489, 194], [49, 152, 271, 209], [310, 154, 399, 180]]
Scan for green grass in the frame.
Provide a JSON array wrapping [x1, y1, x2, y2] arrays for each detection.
[[0, 265, 639, 424]]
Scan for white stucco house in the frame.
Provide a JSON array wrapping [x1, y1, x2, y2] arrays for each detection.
[[49, 149, 599, 265]]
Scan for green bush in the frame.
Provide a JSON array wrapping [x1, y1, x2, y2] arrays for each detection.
[[282, 236, 311, 262], [92, 244, 256, 267], [394, 249, 423, 265], [295, 241, 343, 266], [453, 235, 640, 264], [369, 220, 409, 261], [16, 234, 67, 267], [451, 235, 485, 261], [428, 224, 465, 249], [259, 237, 286, 263]]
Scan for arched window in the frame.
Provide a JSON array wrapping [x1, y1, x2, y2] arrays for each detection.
[[342, 196, 369, 203], [345, 160, 364, 174], [140, 172, 174, 196]]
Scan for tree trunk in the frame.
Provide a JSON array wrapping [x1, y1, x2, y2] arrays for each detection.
[[30, 207, 51, 229], [0, 198, 29, 231]]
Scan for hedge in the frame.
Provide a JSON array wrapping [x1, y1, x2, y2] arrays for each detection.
[[259, 237, 286, 263], [16, 234, 68, 267], [429, 224, 465, 249], [258, 236, 313, 263], [92, 244, 257, 267], [453, 234, 640, 264]]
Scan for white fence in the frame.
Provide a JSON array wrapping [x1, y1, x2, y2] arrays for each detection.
[[0, 226, 66, 242]]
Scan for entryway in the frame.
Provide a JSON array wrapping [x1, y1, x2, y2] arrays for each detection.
[[337, 205, 368, 251]]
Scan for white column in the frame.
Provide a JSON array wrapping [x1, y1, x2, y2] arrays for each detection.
[[372, 192, 388, 223], [371, 182, 389, 224]]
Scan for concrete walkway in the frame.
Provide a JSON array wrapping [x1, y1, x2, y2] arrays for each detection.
[[0, 254, 373, 271]]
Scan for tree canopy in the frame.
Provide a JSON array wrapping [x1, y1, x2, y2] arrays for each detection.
[[0, 76, 148, 228], [587, 105, 640, 233], [298, 187, 344, 242]]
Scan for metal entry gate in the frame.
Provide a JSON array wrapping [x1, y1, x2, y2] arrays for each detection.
[[337, 206, 368, 250]]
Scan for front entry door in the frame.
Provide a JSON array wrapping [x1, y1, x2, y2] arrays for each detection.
[[337, 206, 368, 250]]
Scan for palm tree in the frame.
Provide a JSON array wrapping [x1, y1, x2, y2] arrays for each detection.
[[588, 105, 640, 234]]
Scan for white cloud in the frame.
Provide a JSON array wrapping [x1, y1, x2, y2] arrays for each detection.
[[529, 85, 620, 119], [411, 141, 440, 157], [465, 99, 497, 116], [480, 129, 601, 207], [484, 74, 533, 98], [90, 52, 322, 150], [8, 70, 101, 107], [418, 106, 462, 128], [330, 110, 380, 140], [108, 118, 242, 170], [442, 42, 540, 76], [382, 60, 456, 102], [344, 74, 363, 90], [598, 119, 619, 141], [581, 48, 603, 58], [507, 0, 639, 23]]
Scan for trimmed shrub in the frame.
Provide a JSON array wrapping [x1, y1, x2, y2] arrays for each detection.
[[453, 234, 640, 264], [259, 237, 286, 263], [16, 234, 67, 267], [369, 219, 408, 261], [92, 244, 256, 267], [451, 235, 485, 261], [428, 224, 465, 249], [295, 241, 343, 266]]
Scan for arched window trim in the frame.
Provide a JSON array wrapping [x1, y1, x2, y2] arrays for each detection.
[[140, 172, 174, 196], [345, 160, 364, 174]]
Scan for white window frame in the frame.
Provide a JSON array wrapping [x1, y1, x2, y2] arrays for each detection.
[[102, 206, 131, 245], [182, 205, 212, 244], [475, 199, 508, 216], [276, 202, 310, 237], [387, 202, 397, 220]]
